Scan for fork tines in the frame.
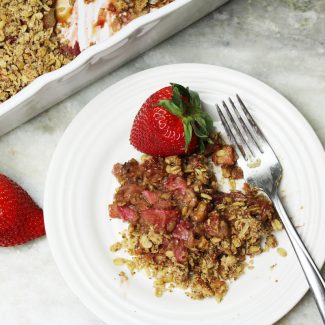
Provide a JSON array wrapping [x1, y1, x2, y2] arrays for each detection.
[[216, 95, 268, 161]]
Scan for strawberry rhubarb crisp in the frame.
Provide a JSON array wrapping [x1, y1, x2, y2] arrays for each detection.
[[109, 84, 283, 301]]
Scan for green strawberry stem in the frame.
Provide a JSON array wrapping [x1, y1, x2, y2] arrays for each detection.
[[156, 83, 213, 152]]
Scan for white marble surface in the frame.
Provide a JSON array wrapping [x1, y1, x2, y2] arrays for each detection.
[[1, 0, 325, 324]]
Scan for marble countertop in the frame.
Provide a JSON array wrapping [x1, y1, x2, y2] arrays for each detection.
[[1, 0, 325, 324]]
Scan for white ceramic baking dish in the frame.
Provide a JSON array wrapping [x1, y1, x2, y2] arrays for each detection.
[[0, 0, 228, 136]]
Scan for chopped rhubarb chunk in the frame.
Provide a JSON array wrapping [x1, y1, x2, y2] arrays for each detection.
[[112, 159, 143, 184], [173, 220, 195, 248], [231, 166, 244, 179], [212, 145, 236, 166], [142, 190, 158, 205], [142, 191, 173, 209], [163, 175, 197, 209], [173, 220, 192, 241], [115, 184, 144, 202], [173, 240, 187, 263], [43, 8, 56, 29], [205, 212, 229, 239], [163, 175, 187, 195], [107, 3, 116, 12], [60, 42, 81, 57], [173, 188, 197, 210], [109, 204, 138, 224], [141, 209, 179, 232]]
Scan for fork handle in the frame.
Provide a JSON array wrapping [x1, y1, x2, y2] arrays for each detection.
[[273, 193, 325, 322]]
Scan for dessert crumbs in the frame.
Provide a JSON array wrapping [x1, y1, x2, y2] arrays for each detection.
[[119, 271, 128, 283]]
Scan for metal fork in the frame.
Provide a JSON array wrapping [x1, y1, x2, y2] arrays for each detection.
[[216, 95, 325, 322]]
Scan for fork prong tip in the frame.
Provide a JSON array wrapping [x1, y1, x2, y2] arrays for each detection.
[[236, 94, 243, 102], [222, 100, 228, 108]]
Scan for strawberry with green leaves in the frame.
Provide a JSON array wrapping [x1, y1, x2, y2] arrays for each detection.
[[130, 83, 213, 156]]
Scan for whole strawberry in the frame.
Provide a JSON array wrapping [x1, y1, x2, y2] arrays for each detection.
[[0, 174, 45, 247], [130, 83, 213, 156]]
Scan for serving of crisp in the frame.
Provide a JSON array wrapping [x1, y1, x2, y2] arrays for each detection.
[[108, 84, 283, 301]]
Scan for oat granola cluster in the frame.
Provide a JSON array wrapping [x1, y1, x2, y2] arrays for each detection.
[[107, 0, 174, 33], [0, 0, 73, 103], [109, 136, 283, 301]]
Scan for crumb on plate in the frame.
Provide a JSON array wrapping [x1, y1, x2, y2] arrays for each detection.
[[277, 247, 287, 257]]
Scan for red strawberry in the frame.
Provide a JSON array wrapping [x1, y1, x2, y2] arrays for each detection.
[[0, 174, 45, 247], [130, 83, 213, 156]]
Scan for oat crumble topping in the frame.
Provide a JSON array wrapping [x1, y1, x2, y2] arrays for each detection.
[[0, 0, 73, 103], [107, 0, 174, 33]]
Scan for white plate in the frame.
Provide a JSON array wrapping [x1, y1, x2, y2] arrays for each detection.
[[44, 64, 325, 325]]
